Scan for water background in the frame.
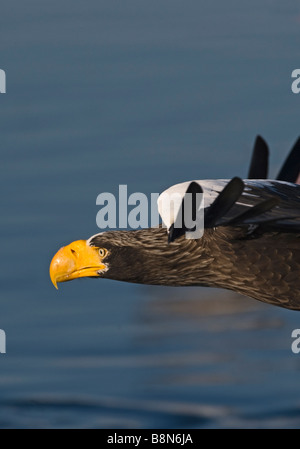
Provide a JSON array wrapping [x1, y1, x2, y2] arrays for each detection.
[[0, 0, 300, 428]]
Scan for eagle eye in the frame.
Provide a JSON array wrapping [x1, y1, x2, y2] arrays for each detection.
[[99, 248, 107, 258]]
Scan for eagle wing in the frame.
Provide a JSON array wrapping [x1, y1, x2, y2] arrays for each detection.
[[158, 179, 300, 241], [158, 135, 300, 241]]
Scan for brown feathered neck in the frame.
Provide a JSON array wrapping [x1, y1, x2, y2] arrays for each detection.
[[90, 226, 300, 310], [90, 227, 214, 286]]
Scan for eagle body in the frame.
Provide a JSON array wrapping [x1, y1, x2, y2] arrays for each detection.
[[88, 225, 300, 310], [50, 136, 300, 311]]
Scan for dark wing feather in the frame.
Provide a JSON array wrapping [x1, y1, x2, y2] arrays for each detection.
[[210, 180, 300, 232], [204, 177, 244, 227], [277, 137, 300, 184], [168, 182, 203, 243], [226, 197, 280, 226], [248, 135, 269, 179]]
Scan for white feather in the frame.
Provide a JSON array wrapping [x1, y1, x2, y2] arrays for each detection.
[[157, 179, 298, 230]]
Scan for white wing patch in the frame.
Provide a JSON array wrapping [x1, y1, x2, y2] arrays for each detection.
[[157, 179, 299, 231], [157, 180, 227, 230]]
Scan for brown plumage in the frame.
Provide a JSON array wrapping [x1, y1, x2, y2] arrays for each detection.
[[49, 135, 300, 310], [88, 225, 300, 309]]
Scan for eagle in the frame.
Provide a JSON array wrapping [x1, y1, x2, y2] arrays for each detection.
[[50, 136, 300, 310]]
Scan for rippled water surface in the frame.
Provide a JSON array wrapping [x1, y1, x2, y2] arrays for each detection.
[[0, 0, 300, 428]]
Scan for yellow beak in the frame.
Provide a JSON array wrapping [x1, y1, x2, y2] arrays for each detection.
[[49, 240, 107, 289]]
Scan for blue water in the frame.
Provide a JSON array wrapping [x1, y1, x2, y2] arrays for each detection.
[[0, 0, 300, 428]]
